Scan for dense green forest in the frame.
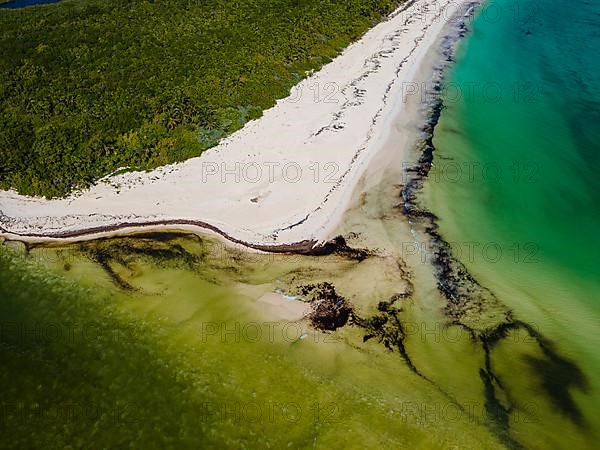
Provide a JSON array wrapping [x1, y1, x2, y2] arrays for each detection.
[[0, 0, 401, 197]]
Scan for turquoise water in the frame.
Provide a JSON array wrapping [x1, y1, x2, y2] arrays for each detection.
[[426, 0, 600, 426]]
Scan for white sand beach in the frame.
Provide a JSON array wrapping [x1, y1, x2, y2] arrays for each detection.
[[0, 0, 471, 248]]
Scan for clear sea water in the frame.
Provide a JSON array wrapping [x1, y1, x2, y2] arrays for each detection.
[[425, 0, 600, 439]]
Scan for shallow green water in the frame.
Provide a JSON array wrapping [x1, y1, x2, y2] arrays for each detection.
[[0, 236, 506, 449], [1, 219, 594, 448], [424, 0, 600, 446]]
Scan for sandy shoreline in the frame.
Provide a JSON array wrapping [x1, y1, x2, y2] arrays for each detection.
[[0, 0, 472, 248]]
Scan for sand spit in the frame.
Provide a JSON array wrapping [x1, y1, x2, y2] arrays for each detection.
[[0, 0, 471, 248]]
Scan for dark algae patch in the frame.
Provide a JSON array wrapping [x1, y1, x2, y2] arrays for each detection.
[[307, 235, 372, 261], [396, 4, 591, 447], [297, 282, 353, 331], [402, 126, 591, 448], [355, 295, 422, 375], [74, 234, 205, 290], [71, 232, 372, 292], [26, 234, 203, 291]]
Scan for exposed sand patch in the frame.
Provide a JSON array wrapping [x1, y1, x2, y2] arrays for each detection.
[[256, 292, 310, 322]]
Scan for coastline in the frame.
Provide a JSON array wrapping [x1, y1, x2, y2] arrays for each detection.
[[0, 0, 473, 249]]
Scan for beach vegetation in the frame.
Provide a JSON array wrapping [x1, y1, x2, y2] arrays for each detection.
[[0, 0, 401, 197]]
